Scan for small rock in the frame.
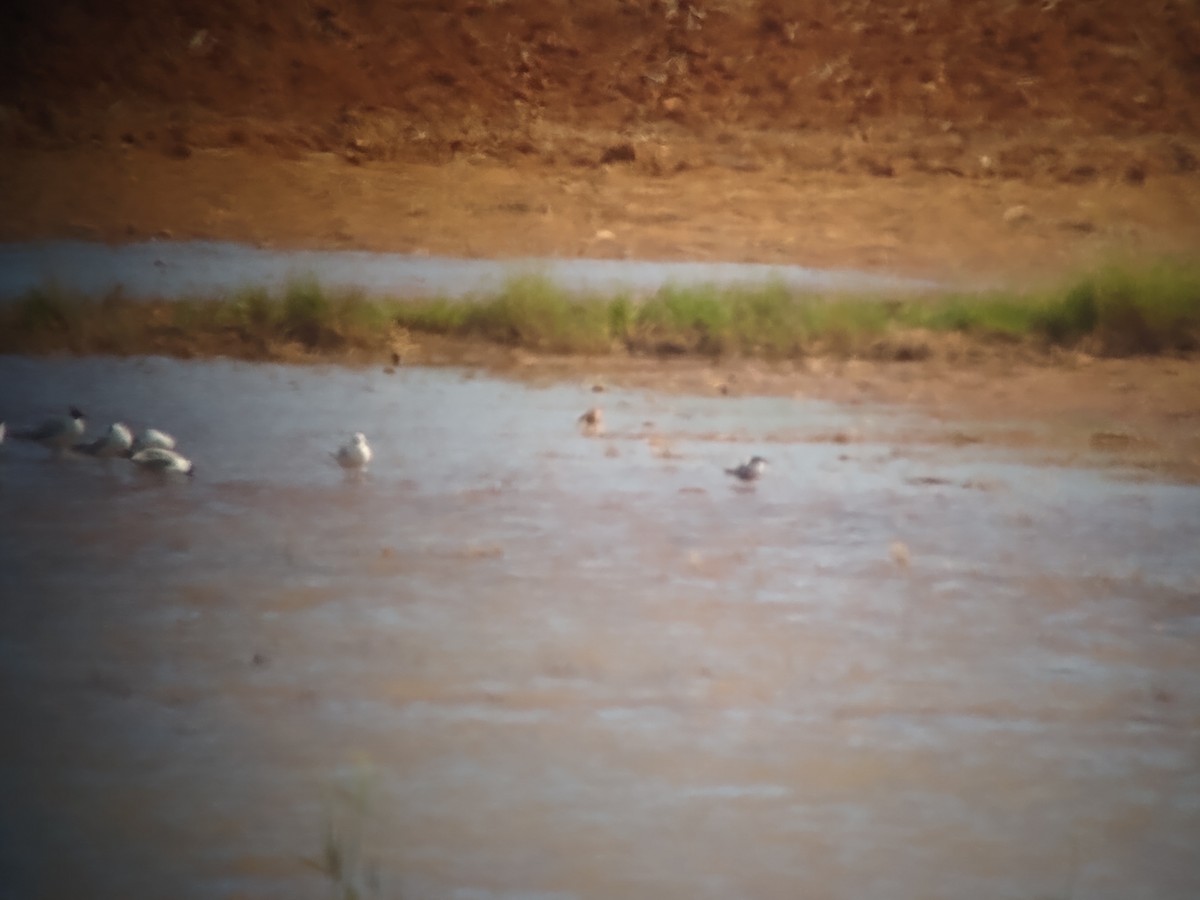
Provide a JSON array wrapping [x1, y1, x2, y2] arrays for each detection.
[[600, 143, 636, 165], [860, 157, 895, 178], [586, 229, 626, 259], [1089, 430, 1143, 451], [1003, 205, 1033, 226], [1059, 218, 1096, 234], [188, 29, 213, 56], [1124, 163, 1147, 186]]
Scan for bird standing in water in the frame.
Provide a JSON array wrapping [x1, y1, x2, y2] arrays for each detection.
[[130, 446, 195, 476], [578, 407, 604, 436], [725, 456, 768, 482], [333, 432, 372, 470], [12, 406, 86, 453]]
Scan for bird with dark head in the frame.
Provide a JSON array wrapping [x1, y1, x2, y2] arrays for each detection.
[[13, 406, 86, 452], [578, 407, 604, 435], [725, 456, 768, 482]]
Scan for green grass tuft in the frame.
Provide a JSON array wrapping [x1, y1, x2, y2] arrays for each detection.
[[1, 260, 1198, 361], [458, 274, 616, 353]]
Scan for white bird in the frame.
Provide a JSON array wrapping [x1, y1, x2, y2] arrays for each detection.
[[132, 427, 177, 453], [12, 406, 86, 452], [129, 447, 194, 476], [332, 432, 372, 470], [76, 422, 134, 458], [725, 455, 768, 482]]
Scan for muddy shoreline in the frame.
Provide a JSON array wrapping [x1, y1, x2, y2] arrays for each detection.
[[4, 145, 1200, 287], [10, 322, 1197, 482], [423, 340, 1200, 484]]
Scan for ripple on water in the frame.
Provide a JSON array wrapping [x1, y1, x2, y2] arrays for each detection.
[[1, 354, 1198, 900]]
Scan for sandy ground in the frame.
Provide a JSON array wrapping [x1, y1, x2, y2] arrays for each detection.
[[3, 144, 1200, 286]]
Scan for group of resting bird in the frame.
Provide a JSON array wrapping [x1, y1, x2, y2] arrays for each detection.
[[6, 406, 375, 478], [578, 406, 768, 483], [3, 406, 194, 474], [4, 405, 762, 482]]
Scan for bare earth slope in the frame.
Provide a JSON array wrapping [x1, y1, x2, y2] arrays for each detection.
[[1, 0, 1199, 279]]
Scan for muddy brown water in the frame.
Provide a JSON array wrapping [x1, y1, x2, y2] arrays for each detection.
[[1, 355, 1198, 900]]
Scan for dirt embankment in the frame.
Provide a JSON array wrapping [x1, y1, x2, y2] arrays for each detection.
[[4, 0, 1200, 167], [1, 0, 1199, 279]]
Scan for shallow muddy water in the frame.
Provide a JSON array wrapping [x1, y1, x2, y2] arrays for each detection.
[[0, 239, 937, 302], [0, 355, 1198, 900]]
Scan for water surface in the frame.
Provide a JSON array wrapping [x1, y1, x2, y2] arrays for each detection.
[[0, 240, 937, 301], [0, 356, 1197, 900]]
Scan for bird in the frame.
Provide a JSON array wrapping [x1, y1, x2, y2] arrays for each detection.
[[578, 407, 604, 435], [725, 456, 768, 482], [332, 432, 372, 470], [129, 447, 194, 476], [12, 406, 86, 452], [76, 422, 134, 458], [131, 427, 177, 453]]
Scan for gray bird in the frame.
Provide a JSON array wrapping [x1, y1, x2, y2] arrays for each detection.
[[13, 407, 86, 452], [76, 422, 134, 458], [131, 427, 177, 453], [725, 456, 768, 482], [129, 446, 195, 476]]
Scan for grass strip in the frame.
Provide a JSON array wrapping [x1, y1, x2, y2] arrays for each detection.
[[2, 261, 1197, 360]]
